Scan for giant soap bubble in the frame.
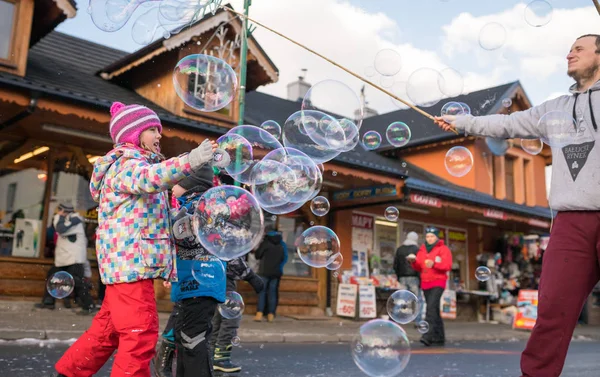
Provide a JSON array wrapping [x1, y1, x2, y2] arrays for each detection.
[[192, 186, 264, 261], [296, 226, 340, 268]]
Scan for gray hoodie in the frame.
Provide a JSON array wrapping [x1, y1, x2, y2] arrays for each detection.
[[454, 80, 600, 211]]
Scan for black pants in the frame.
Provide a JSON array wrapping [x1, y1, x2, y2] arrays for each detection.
[[43, 264, 93, 310], [174, 297, 218, 377], [423, 287, 445, 343], [210, 278, 239, 350]]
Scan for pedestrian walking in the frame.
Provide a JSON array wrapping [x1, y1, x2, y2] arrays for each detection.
[[393, 231, 424, 323], [254, 227, 288, 323]]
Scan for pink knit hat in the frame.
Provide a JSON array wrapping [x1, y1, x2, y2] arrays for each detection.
[[109, 102, 162, 146]]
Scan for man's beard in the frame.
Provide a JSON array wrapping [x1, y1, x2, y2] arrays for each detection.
[[568, 64, 600, 86]]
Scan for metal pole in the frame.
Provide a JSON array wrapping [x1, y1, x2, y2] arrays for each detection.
[[234, 0, 251, 187]]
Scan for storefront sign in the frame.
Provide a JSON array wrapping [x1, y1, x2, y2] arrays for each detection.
[[483, 209, 507, 220], [358, 285, 377, 319], [440, 289, 457, 319], [336, 284, 358, 318], [333, 185, 397, 202], [409, 194, 442, 208], [11, 218, 41, 258], [352, 214, 374, 229], [513, 289, 539, 330], [528, 219, 550, 229]]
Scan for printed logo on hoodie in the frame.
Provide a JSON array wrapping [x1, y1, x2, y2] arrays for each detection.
[[562, 140, 595, 181]]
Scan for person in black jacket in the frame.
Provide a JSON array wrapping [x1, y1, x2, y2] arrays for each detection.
[[254, 227, 288, 323], [393, 231, 423, 323]]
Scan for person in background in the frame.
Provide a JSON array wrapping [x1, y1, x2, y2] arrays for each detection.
[[36, 203, 94, 314], [408, 226, 452, 347], [393, 231, 423, 323], [254, 227, 288, 323]]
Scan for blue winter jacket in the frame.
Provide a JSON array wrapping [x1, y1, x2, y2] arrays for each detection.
[[170, 194, 226, 303]]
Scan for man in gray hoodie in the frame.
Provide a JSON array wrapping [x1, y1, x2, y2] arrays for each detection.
[[435, 34, 600, 377]]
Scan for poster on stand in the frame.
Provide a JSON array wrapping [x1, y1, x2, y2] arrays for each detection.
[[11, 218, 41, 258], [352, 214, 373, 278], [440, 290, 457, 319], [336, 284, 358, 318], [358, 285, 377, 319], [513, 290, 538, 330]]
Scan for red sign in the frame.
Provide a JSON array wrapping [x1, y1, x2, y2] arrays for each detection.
[[483, 209, 507, 220], [352, 214, 374, 229], [528, 219, 550, 228], [410, 194, 442, 208], [513, 290, 538, 331]]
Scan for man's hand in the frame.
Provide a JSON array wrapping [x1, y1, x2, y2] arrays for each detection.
[[424, 259, 434, 268], [406, 254, 416, 263], [433, 116, 457, 132]]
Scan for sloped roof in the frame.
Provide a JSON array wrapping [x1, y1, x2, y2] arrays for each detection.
[[363, 81, 521, 151]]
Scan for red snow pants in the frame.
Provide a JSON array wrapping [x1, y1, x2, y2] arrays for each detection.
[[55, 279, 159, 377], [521, 211, 600, 377]]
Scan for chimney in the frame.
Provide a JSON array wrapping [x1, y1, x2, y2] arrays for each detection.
[[356, 85, 378, 119], [287, 68, 311, 102]]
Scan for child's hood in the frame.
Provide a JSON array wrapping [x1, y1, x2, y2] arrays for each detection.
[[90, 145, 151, 201]]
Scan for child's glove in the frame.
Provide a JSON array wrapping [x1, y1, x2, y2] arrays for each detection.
[[211, 148, 230, 169], [246, 273, 265, 293], [188, 139, 215, 170], [172, 213, 194, 241]]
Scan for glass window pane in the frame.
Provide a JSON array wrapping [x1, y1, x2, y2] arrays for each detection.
[[0, 1, 16, 60]]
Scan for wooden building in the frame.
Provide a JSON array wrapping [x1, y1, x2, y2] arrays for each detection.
[[0, 1, 555, 319]]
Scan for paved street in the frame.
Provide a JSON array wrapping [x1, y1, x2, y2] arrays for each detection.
[[1, 340, 599, 377]]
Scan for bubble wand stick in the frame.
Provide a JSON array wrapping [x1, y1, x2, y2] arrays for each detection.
[[225, 7, 458, 134], [594, 0, 600, 15]]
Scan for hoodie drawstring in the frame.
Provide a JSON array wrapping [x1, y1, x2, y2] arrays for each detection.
[[572, 90, 598, 131]]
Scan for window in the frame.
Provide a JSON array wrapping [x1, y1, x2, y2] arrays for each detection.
[[0, 0, 17, 61], [505, 156, 515, 201]]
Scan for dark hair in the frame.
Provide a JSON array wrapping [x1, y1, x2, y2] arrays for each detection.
[[577, 34, 600, 53]]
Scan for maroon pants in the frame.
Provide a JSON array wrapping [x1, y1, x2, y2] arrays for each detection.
[[55, 279, 159, 377], [521, 211, 600, 377]]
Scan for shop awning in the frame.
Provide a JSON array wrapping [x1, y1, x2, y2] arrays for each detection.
[[404, 177, 552, 220]]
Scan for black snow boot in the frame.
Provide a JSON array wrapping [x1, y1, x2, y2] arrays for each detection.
[[153, 337, 175, 377]]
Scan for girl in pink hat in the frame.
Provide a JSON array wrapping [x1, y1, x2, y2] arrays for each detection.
[[53, 102, 217, 377]]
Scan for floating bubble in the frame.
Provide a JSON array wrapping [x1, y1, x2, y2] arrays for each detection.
[[502, 98, 512, 108], [524, 0, 552, 27], [282, 111, 342, 164], [380, 76, 395, 88], [538, 111, 581, 147], [173, 54, 237, 112], [362, 131, 382, 150], [417, 321, 430, 334], [485, 138, 512, 156], [407, 68, 444, 107], [226, 125, 283, 184], [191, 256, 226, 288], [326, 253, 344, 271], [192, 185, 264, 261], [386, 290, 420, 324], [47, 271, 74, 299], [311, 196, 330, 217], [438, 68, 464, 98], [89, 0, 145, 32], [385, 122, 411, 147], [374, 49, 402, 77], [217, 133, 253, 176], [520, 139, 543, 155], [440, 101, 466, 123], [333, 271, 339, 278], [332, 171, 337, 177], [458, 102, 471, 115], [231, 336, 241, 346], [317, 163, 324, 172], [261, 120, 282, 139], [479, 22, 507, 51], [302, 79, 363, 130], [218, 291, 245, 319], [444, 146, 473, 177], [384, 207, 399, 222], [351, 319, 411, 377], [296, 226, 340, 268], [251, 148, 321, 214], [364, 66, 376, 77], [475, 266, 492, 282]]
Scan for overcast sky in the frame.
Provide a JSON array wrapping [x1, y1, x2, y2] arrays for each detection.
[[58, 0, 598, 116]]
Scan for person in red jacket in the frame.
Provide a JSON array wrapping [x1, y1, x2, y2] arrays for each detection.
[[408, 226, 452, 347]]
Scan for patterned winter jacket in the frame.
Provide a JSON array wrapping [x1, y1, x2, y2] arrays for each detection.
[[90, 144, 193, 285]]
